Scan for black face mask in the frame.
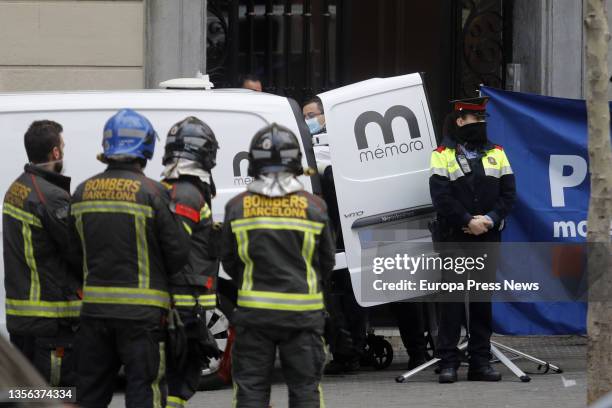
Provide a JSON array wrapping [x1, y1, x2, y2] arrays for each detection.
[[455, 122, 488, 146]]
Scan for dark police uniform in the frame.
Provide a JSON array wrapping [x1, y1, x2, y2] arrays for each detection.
[[3, 164, 81, 387], [429, 135, 516, 371], [163, 176, 218, 408], [71, 162, 189, 408], [222, 190, 336, 408]]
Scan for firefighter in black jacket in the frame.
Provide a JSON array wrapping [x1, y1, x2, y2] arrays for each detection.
[[71, 109, 190, 408], [161, 117, 221, 408], [221, 123, 336, 408], [3, 120, 80, 386], [430, 97, 516, 384]]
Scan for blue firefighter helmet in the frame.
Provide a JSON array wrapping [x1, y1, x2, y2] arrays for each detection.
[[101, 109, 157, 161]]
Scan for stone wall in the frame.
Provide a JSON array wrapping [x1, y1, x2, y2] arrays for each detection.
[[0, 0, 145, 91]]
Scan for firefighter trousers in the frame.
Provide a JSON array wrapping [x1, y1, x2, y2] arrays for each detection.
[[10, 326, 77, 387], [75, 317, 167, 408], [166, 311, 208, 408], [232, 325, 326, 408]]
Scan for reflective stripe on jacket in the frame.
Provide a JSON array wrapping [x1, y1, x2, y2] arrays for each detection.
[[70, 163, 189, 321], [221, 189, 335, 330], [429, 138, 516, 232], [3, 165, 81, 336], [162, 176, 219, 310]]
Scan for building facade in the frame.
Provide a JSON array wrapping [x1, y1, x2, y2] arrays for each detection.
[[0, 0, 146, 91], [0, 0, 607, 103], [0, 0, 208, 92]]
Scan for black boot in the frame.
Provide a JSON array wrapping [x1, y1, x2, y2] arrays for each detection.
[[438, 367, 458, 384], [467, 366, 502, 382]]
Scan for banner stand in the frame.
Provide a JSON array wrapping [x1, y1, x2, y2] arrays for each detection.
[[396, 291, 562, 383], [395, 336, 562, 383]]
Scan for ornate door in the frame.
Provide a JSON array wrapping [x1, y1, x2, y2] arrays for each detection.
[[452, 0, 514, 98]]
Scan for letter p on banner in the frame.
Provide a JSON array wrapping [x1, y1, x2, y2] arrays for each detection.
[[549, 155, 587, 207]]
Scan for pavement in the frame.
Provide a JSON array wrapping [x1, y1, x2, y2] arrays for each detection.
[[110, 334, 587, 408]]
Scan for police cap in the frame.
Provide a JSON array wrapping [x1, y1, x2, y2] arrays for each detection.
[[451, 96, 489, 118]]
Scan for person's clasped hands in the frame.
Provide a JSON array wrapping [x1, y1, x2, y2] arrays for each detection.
[[462, 215, 493, 235]]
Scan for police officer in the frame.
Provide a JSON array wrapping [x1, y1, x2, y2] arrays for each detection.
[[160, 117, 221, 408], [221, 123, 335, 408], [429, 97, 516, 383], [71, 109, 190, 408], [3, 120, 81, 386]]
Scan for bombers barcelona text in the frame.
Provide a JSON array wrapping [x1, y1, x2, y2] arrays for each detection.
[[243, 195, 309, 218]]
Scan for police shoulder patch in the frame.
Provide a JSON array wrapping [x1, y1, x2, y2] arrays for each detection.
[[494, 145, 504, 150], [435, 146, 447, 153]]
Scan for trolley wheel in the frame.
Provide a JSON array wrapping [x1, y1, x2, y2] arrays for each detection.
[[395, 375, 406, 383], [371, 338, 394, 370], [520, 375, 531, 383]]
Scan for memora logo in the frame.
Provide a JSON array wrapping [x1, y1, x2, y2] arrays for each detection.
[[354, 105, 424, 163], [233, 151, 254, 185]]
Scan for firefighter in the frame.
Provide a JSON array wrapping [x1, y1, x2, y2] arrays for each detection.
[[71, 109, 190, 408], [161, 116, 221, 408], [221, 123, 336, 408], [429, 97, 516, 383], [2, 120, 81, 386]]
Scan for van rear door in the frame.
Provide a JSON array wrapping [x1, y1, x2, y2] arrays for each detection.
[[318, 73, 439, 306]]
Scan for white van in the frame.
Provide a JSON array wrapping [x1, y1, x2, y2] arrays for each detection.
[[0, 72, 437, 388]]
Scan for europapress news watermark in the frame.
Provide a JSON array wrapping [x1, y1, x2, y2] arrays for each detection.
[[360, 241, 593, 303], [370, 251, 538, 301]]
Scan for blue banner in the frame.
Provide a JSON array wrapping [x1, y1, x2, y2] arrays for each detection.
[[482, 86, 591, 335]]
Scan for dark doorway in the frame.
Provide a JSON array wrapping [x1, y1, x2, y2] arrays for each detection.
[[207, 0, 343, 103], [206, 0, 513, 134], [339, 0, 453, 135]]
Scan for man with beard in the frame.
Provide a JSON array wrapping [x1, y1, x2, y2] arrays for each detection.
[[2, 120, 81, 386], [429, 97, 516, 384]]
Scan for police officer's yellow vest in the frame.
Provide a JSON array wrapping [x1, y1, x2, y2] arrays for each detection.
[[430, 145, 513, 180]]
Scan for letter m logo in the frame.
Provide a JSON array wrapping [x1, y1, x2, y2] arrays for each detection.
[[354, 105, 421, 150], [233, 151, 249, 177]]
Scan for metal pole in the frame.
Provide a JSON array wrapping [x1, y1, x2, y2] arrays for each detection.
[[491, 340, 563, 373], [321, 0, 330, 91], [247, 0, 256, 74], [490, 345, 531, 382], [228, 0, 240, 86], [265, 0, 275, 93], [303, 0, 312, 99], [335, 0, 347, 88], [396, 342, 468, 383], [283, 0, 293, 95]]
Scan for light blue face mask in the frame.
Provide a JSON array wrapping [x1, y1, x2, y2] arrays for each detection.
[[305, 117, 323, 135]]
